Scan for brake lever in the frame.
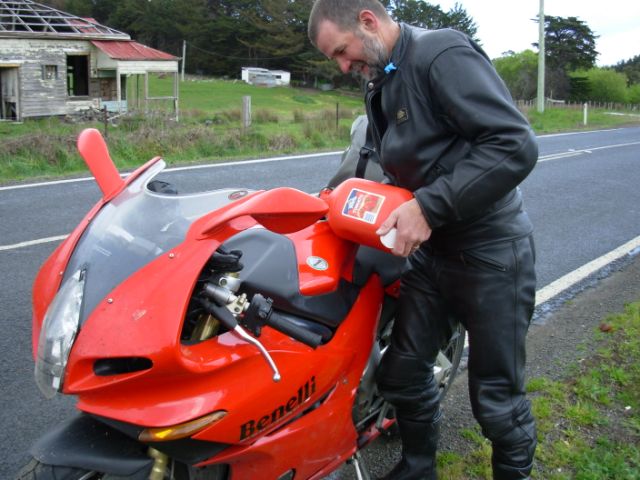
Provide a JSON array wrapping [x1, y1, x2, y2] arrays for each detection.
[[232, 325, 281, 382], [199, 297, 281, 382]]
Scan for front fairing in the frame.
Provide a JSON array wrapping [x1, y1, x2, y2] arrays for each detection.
[[31, 159, 254, 394]]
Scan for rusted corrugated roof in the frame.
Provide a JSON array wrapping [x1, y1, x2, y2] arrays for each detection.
[[92, 40, 178, 61]]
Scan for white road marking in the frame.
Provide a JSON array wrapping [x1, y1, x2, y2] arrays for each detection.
[[538, 140, 640, 162], [0, 235, 68, 252], [0, 151, 343, 192], [535, 234, 640, 306]]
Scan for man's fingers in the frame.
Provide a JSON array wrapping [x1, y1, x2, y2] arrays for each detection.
[[376, 212, 398, 236]]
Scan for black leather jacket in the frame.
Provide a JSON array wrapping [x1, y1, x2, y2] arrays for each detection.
[[365, 24, 538, 252]]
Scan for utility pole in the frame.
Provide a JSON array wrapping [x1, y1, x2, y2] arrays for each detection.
[[181, 40, 186, 82], [537, 0, 545, 113]]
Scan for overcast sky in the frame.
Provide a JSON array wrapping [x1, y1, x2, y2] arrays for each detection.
[[435, 0, 640, 66]]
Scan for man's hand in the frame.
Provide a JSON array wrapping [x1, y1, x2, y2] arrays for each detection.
[[376, 198, 432, 257]]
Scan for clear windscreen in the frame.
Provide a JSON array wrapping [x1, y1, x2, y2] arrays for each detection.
[[62, 160, 253, 325]]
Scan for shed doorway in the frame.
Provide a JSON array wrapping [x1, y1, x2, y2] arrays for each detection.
[[67, 55, 89, 97], [0, 66, 19, 120]]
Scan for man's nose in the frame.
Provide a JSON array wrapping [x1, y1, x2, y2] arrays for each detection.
[[337, 58, 351, 74]]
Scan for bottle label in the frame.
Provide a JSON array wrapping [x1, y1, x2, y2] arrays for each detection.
[[342, 188, 386, 224]]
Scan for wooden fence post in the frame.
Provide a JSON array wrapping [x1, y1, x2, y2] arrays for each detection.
[[242, 96, 251, 131], [102, 106, 108, 138], [583, 103, 588, 126]]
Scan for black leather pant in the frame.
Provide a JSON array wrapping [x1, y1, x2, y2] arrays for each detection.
[[376, 235, 537, 477]]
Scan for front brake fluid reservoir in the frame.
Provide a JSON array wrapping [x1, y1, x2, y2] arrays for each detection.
[[325, 177, 413, 251]]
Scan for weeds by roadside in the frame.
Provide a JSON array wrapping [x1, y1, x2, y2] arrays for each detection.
[[0, 109, 354, 182], [437, 301, 640, 479]]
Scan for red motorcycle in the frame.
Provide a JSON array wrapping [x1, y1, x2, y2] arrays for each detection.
[[19, 129, 465, 480]]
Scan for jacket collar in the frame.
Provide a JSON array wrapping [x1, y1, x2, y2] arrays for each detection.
[[367, 23, 411, 89], [389, 23, 411, 69]]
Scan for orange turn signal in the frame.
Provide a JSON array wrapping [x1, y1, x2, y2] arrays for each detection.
[[139, 410, 227, 442]]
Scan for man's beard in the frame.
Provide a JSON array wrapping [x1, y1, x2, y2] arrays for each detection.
[[352, 33, 388, 81]]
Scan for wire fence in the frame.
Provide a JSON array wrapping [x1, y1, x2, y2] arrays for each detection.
[[516, 99, 640, 111]]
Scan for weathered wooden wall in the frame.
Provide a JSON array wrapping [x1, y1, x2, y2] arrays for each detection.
[[0, 38, 94, 118]]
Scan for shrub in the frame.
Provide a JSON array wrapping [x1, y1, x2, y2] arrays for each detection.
[[292, 109, 306, 123], [254, 109, 279, 123], [628, 84, 640, 105], [571, 68, 629, 103]]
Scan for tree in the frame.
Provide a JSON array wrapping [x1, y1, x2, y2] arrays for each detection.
[[237, 0, 312, 68], [386, 1, 478, 41], [386, 0, 445, 30], [614, 55, 640, 86], [444, 2, 478, 40], [62, 0, 94, 17], [543, 16, 598, 70], [493, 50, 538, 100], [35, 0, 482, 88], [534, 15, 598, 99]]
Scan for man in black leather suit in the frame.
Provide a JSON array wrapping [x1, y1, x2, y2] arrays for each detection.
[[309, 1, 538, 479]]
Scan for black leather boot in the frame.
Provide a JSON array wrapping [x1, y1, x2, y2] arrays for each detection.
[[489, 403, 536, 480], [492, 460, 532, 480], [491, 434, 535, 480], [379, 412, 441, 480]]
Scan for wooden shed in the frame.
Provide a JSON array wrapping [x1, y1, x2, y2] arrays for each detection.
[[0, 0, 180, 121]]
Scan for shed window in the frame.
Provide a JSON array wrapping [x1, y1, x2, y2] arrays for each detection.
[[67, 55, 89, 96], [42, 65, 58, 80]]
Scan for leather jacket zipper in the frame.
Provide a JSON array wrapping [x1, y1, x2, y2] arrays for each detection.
[[365, 81, 386, 153]]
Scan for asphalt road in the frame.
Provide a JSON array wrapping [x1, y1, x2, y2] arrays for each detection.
[[1, 126, 639, 478]]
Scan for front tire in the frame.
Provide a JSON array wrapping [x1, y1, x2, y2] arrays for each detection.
[[16, 459, 97, 480], [16, 458, 228, 480]]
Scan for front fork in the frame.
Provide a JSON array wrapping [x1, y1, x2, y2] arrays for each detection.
[[148, 448, 170, 480]]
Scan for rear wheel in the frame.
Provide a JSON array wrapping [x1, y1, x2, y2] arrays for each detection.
[[376, 318, 465, 399], [15, 458, 228, 480], [435, 322, 466, 399], [353, 320, 466, 431]]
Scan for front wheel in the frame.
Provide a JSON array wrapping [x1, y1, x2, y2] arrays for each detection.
[[16, 459, 97, 480], [16, 458, 228, 480]]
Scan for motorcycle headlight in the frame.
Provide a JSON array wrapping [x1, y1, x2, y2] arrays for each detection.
[[35, 268, 86, 398]]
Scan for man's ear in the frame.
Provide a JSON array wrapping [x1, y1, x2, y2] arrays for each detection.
[[358, 9, 380, 33]]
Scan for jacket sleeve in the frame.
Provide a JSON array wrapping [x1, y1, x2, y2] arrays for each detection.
[[413, 44, 538, 229]]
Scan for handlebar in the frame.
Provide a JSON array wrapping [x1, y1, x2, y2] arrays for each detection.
[[243, 293, 322, 349], [266, 311, 323, 349], [200, 293, 323, 349]]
